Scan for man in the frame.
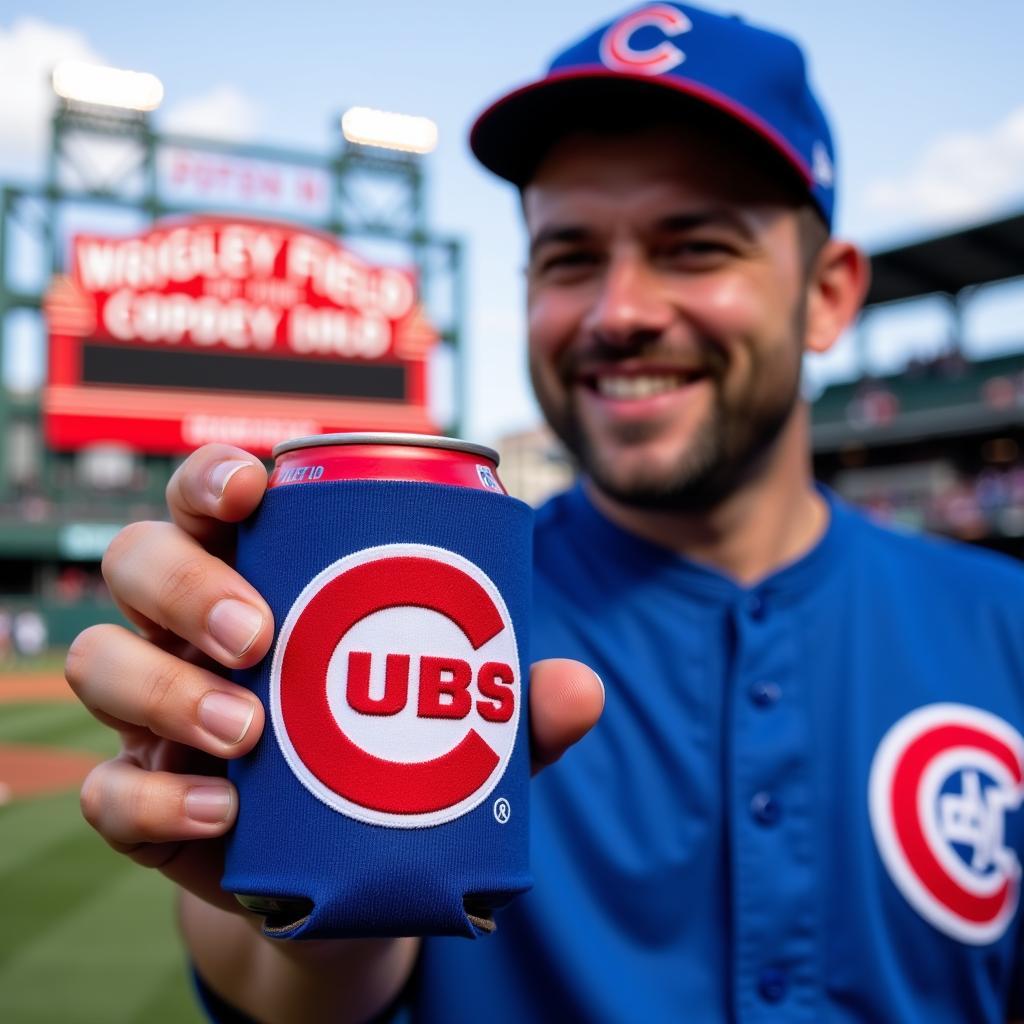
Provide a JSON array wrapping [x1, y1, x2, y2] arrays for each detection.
[[65, 3, 1024, 1022]]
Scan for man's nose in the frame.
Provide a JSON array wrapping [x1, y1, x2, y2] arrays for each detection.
[[582, 254, 673, 349]]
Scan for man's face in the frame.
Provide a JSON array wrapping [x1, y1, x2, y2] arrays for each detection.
[[523, 127, 815, 511]]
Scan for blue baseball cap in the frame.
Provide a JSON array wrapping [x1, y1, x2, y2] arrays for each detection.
[[470, 2, 836, 227]]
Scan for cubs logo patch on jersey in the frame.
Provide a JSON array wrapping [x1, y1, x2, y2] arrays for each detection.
[[869, 703, 1024, 944], [269, 542, 521, 829]]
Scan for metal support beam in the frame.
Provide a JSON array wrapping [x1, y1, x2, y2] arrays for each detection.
[[449, 239, 466, 438], [0, 187, 9, 501], [947, 284, 979, 357], [855, 308, 872, 379]]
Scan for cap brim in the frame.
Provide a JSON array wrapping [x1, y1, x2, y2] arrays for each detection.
[[470, 67, 813, 193]]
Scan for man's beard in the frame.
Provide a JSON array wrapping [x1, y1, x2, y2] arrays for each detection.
[[534, 329, 804, 514]]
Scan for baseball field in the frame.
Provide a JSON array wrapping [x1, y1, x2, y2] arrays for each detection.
[[0, 658, 204, 1024]]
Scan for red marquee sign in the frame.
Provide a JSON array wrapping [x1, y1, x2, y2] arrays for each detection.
[[44, 217, 439, 455]]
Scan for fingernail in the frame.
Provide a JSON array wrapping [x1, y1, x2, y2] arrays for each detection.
[[208, 459, 254, 499], [208, 599, 263, 659], [199, 690, 256, 745], [185, 785, 233, 824], [594, 673, 605, 702]]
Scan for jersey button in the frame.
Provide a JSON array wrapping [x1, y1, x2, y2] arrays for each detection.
[[744, 593, 766, 620], [757, 968, 788, 1003], [750, 791, 781, 826], [749, 681, 781, 707]]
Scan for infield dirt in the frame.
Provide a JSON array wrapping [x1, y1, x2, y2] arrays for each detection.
[[0, 670, 100, 803], [0, 745, 100, 804], [0, 673, 76, 703]]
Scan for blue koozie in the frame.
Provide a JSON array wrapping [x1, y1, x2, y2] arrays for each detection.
[[223, 437, 533, 940]]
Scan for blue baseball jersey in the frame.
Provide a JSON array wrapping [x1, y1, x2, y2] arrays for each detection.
[[197, 482, 1024, 1022], [409, 483, 1024, 1022]]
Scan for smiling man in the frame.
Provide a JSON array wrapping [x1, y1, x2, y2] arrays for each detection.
[[517, 121, 842, 580], [65, 4, 1024, 1023]]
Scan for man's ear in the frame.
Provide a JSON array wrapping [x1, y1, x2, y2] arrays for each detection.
[[804, 240, 871, 355]]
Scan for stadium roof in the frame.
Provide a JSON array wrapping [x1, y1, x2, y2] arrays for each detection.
[[865, 211, 1024, 308]]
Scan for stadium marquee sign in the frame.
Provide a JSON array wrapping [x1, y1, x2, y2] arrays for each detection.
[[44, 217, 438, 455]]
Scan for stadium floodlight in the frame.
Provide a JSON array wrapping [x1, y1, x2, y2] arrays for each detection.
[[341, 107, 438, 154], [51, 60, 164, 112]]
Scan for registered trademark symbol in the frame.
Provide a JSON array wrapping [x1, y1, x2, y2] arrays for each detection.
[[493, 797, 511, 824]]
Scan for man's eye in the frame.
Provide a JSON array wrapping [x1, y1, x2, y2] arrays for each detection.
[[662, 240, 732, 261], [540, 251, 598, 271]]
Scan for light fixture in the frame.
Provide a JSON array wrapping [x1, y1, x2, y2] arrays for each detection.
[[341, 107, 438, 154], [52, 60, 164, 112]]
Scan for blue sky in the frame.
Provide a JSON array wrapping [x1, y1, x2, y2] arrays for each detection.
[[2, 1, 1023, 442]]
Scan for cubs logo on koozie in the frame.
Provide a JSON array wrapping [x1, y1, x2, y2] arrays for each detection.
[[269, 543, 521, 829], [869, 703, 1024, 944]]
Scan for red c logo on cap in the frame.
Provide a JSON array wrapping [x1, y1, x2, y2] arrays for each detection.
[[270, 544, 521, 828], [600, 4, 693, 76]]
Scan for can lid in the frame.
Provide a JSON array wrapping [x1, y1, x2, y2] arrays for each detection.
[[272, 432, 500, 466]]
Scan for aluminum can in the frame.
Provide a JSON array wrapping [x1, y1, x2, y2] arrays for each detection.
[[223, 432, 532, 940]]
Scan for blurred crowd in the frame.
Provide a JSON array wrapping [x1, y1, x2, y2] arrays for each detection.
[[52, 565, 110, 603], [0, 608, 48, 664], [858, 462, 1024, 541]]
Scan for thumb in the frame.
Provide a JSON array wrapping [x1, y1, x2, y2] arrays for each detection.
[[528, 659, 604, 774]]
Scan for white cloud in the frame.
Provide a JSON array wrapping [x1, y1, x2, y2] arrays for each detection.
[[162, 85, 261, 142], [0, 17, 105, 177], [864, 105, 1024, 228]]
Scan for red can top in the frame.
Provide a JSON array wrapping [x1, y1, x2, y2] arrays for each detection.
[[268, 432, 507, 493]]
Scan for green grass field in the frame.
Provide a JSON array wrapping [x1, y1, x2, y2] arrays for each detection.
[[0, 695, 205, 1024]]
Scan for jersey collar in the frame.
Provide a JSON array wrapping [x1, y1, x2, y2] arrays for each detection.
[[566, 479, 851, 603]]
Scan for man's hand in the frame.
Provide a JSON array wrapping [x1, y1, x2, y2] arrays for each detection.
[[65, 442, 604, 1022], [66, 445, 275, 913]]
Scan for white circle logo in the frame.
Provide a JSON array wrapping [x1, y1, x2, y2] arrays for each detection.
[[270, 543, 521, 828], [869, 703, 1024, 944]]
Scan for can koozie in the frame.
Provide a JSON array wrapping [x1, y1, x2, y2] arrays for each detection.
[[223, 476, 533, 940]]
